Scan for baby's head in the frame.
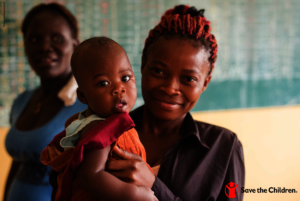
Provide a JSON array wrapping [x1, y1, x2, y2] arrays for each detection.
[[71, 37, 137, 118]]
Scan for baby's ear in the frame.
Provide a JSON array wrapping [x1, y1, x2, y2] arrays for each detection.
[[76, 88, 88, 104]]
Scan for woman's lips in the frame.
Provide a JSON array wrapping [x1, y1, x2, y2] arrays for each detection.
[[37, 57, 58, 66], [153, 97, 182, 111]]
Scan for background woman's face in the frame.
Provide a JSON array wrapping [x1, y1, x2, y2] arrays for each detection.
[[141, 37, 212, 121], [24, 11, 77, 79]]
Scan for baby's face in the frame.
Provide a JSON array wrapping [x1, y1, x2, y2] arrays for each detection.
[[76, 47, 137, 118]]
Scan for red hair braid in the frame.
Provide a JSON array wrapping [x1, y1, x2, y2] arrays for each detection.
[[142, 5, 218, 74]]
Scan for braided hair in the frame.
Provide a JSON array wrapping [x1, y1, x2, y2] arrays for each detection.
[[142, 5, 218, 75]]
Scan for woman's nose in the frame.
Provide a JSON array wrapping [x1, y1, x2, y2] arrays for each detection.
[[39, 38, 53, 53], [112, 83, 126, 95], [160, 78, 180, 95]]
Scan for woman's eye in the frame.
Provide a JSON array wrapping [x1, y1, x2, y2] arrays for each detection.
[[154, 68, 163, 74], [151, 68, 163, 75], [185, 77, 197, 82], [52, 35, 62, 43], [122, 75, 131, 82], [30, 37, 37, 43], [97, 80, 109, 86]]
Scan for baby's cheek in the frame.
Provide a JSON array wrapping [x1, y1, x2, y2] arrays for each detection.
[[95, 97, 111, 112], [128, 94, 137, 111], [128, 97, 136, 110], [128, 83, 137, 98]]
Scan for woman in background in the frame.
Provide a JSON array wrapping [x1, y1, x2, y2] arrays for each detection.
[[4, 3, 86, 201], [105, 5, 245, 201]]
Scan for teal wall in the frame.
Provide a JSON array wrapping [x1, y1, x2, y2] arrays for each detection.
[[0, 0, 299, 125]]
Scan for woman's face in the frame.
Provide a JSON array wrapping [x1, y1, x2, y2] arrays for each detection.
[[141, 36, 212, 121], [24, 11, 78, 79]]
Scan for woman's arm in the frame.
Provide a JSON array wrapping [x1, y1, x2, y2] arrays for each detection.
[[3, 160, 21, 201], [107, 140, 245, 201], [77, 147, 157, 201], [106, 147, 183, 201], [106, 146, 155, 188]]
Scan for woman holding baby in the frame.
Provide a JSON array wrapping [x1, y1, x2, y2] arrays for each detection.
[[58, 4, 245, 201], [105, 5, 245, 201]]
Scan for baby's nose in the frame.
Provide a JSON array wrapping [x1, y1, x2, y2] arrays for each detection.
[[112, 84, 126, 95]]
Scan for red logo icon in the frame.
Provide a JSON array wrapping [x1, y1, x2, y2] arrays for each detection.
[[225, 182, 239, 198]]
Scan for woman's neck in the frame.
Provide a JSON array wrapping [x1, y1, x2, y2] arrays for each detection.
[[39, 72, 72, 95], [140, 106, 186, 138]]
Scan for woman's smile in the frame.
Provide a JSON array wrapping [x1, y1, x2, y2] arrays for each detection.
[[37, 57, 58, 67], [152, 96, 182, 111]]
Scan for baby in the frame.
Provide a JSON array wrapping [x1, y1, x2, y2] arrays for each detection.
[[41, 37, 157, 201]]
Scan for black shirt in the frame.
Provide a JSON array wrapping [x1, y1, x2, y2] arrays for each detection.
[[130, 106, 245, 201]]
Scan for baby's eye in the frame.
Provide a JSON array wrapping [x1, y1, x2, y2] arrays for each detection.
[[97, 80, 109, 87], [122, 75, 131, 82]]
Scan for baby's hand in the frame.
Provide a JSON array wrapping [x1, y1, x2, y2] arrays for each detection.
[[135, 186, 158, 201]]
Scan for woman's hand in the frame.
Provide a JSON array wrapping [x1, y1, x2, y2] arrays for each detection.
[[106, 146, 155, 189]]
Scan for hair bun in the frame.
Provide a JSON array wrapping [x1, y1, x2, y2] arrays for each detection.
[[185, 6, 205, 17], [166, 5, 205, 17], [197, 9, 205, 17], [144, 4, 217, 73]]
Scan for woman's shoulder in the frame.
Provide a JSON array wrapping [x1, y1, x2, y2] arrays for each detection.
[[9, 89, 37, 124], [12, 89, 36, 106], [195, 120, 237, 139], [193, 119, 243, 151], [10, 88, 38, 113], [191, 119, 244, 171]]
